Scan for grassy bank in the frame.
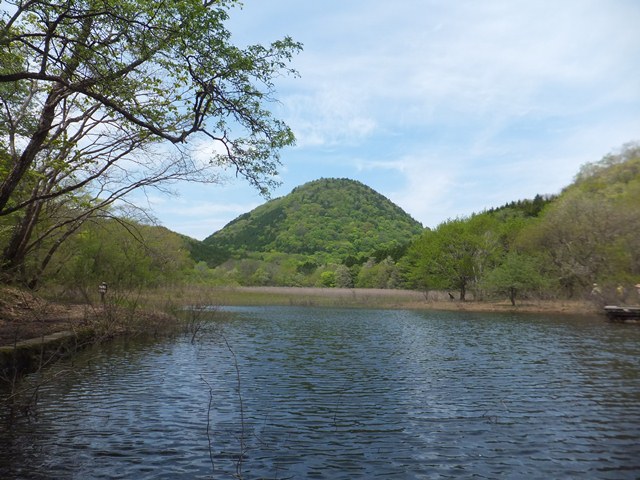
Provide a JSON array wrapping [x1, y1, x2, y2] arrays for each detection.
[[144, 285, 600, 316], [143, 285, 430, 310]]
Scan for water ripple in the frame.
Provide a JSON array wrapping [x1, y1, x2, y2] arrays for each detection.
[[2, 307, 640, 479]]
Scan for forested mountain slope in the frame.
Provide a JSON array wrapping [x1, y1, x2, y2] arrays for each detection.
[[201, 178, 423, 261], [402, 142, 640, 301]]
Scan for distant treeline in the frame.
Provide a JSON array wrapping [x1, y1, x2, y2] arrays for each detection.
[[2, 144, 638, 307]]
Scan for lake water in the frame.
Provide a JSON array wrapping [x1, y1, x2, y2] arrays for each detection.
[[1, 307, 639, 479]]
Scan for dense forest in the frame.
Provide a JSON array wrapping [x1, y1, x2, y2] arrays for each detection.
[[401, 142, 640, 304], [181, 142, 639, 300], [1, 130, 639, 300], [2, 1, 638, 306], [188, 178, 423, 287], [198, 178, 423, 261], [1, 142, 637, 305]]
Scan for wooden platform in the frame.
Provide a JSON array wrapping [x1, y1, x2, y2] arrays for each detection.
[[604, 305, 640, 323]]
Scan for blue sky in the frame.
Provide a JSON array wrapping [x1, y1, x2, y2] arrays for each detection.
[[144, 0, 640, 240]]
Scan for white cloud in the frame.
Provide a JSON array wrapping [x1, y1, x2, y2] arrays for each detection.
[[159, 199, 260, 239], [127, 183, 261, 239], [390, 166, 457, 228], [283, 88, 377, 148], [190, 137, 232, 166], [167, 217, 236, 240], [161, 200, 257, 218], [350, 152, 459, 227], [285, 0, 639, 130], [149, 0, 640, 238]]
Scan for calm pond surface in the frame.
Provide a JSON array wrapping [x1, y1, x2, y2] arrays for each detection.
[[1, 307, 639, 479]]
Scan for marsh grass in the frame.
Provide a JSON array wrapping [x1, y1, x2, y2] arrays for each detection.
[[143, 286, 429, 310], [141, 285, 598, 316]]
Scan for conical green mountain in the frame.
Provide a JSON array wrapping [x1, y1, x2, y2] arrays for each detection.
[[202, 178, 423, 260]]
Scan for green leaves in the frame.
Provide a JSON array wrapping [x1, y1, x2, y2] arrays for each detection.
[[0, 0, 301, 284], [523, 144, 640, 293], [482, 252, 547, 305], [55, 219, 193, 290], [402, 143, 640, 301], [1, 0, 301, 202], [202, 178, 423, 261]]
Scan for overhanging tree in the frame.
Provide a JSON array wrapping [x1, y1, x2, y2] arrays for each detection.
[[0, 0, 301, 285]]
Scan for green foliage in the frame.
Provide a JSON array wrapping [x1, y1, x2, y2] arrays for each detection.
[[482, 252, 548, 305], [297, 260, 319, 275], [520, 143, 640, 296], [187, 178, 422, 288], [401, 142, 640, 301], [334, 265, 354, 288], [183, 237, 231, 268], [42, 141, 638, 296], [191, 251, 316, 287], [573, 142, 640, 194], [319, 271, 336, 288], [0, 0, 301, 286], [486, 194, 556, 218], [402, 215, 501, 299], [201, 178, 423, 264], [355, 257, 401, 289], [52, 220, 193, 295], [0, 1, 301, 196]]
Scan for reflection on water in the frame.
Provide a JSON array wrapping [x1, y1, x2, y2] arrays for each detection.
[[1, 307, 639, 479]]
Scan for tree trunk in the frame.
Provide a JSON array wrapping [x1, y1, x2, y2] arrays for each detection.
[[0, 13, 94, 216], [0, 200, 43, 282], [509, 287, 516, 306], [0, 92, 59, 215]]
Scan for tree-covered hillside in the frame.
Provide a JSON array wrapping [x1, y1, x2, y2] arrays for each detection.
[[401, 142, 640, 303], [9, 141, 636, 298], [200, 178, 423, 263], [521, 142, 640, 296]]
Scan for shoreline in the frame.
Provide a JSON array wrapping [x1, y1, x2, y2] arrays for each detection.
[[1, 286, 602, 350], [0, 285, 604, 380], [181, 286, 602, 316]]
